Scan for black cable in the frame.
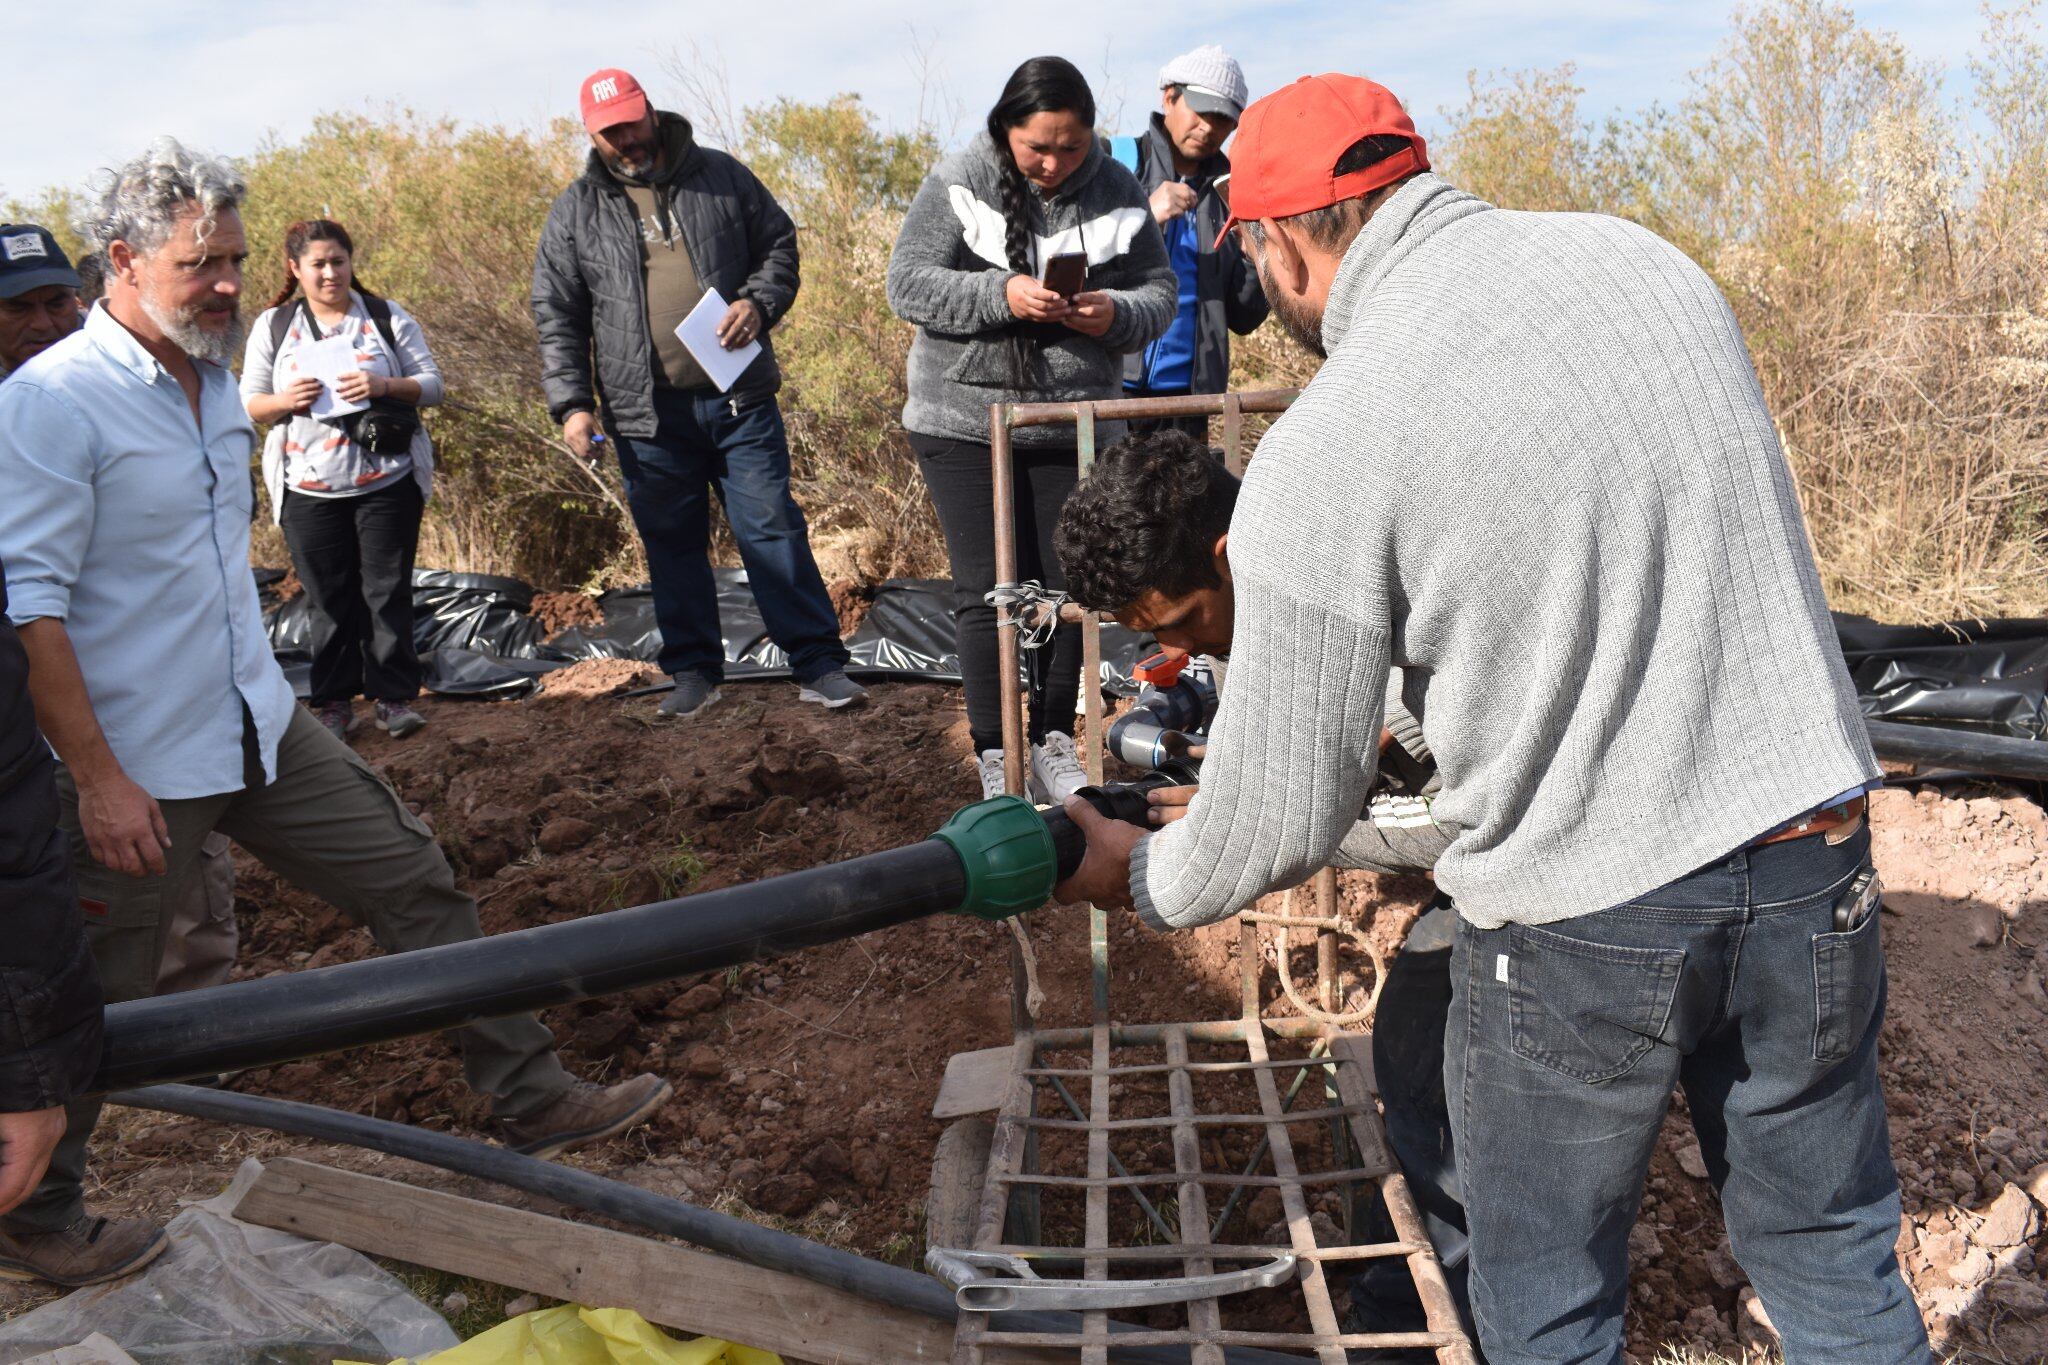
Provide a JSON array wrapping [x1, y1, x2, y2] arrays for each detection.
[[115, 1084, 1311, 1365]]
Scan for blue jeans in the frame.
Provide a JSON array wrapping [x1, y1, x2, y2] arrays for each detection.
[[609, 389, 847, 684], [1446, 823, 1930, 1365]]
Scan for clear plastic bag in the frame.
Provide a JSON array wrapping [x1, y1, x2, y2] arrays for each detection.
[[0, 1161, 457, 1364]]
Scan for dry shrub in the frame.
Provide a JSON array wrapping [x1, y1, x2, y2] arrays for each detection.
[[7, 3, 2039, 618], [1435, 0, 2048, 622]]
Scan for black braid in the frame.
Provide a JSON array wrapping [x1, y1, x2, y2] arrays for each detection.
[[985, 56, 1096, 390]]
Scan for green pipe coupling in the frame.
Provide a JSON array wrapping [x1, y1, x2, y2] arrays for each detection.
[[932, 795, 1058, 922]]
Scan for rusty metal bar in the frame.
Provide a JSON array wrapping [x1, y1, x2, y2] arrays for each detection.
[[1014, 1103, 1369, 1133], [989, 405, 1027, 800], [1313, 870, 1339, 1015], [999, 1167, 1382, 1190], [1164, 1026, 1226, 1365], [1242, 1027, 1348, 1365], [978, 1241, 1428, 1263], [1084, 1022, 1112, 1363], [982, 1330, 1464, 1351], [1221, 393, 1245, 477], [999, 389, 1297, 428], [1024, 1017, 1338, 1048]]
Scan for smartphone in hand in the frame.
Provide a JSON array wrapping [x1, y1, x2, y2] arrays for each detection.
[[1040, 252, 1087, 299]]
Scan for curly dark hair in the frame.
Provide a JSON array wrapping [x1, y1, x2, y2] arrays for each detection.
[[1055, 430, 1240, 612]]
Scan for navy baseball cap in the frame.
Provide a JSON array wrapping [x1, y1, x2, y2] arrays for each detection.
[[0, 225, 81, 299]]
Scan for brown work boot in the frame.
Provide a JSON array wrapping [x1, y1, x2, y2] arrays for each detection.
[[0, 1214, 168, 1287], [498, 1073, 672, 1159]]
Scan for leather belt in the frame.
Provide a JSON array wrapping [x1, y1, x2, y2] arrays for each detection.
[[1746, 794, 1867, 850]]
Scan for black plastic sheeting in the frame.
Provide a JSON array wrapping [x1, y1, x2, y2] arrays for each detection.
[[255, 570, 2048, 740], [1835, 613, 2048, 741], [257, 568, 1151, 701]]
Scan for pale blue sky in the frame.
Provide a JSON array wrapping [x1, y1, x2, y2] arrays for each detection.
[[5, 1, 1984, 203]]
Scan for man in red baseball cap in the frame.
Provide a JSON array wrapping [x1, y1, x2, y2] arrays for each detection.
[[1052, 72, 1926, 1365], [533, 70, 865, 719]]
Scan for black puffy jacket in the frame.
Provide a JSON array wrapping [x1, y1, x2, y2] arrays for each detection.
[[0, 571, 103, 1112], [532, 113, 799, 435]]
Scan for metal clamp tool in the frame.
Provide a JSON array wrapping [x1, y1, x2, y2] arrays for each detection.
[[927, 1247, 1299, 1313]]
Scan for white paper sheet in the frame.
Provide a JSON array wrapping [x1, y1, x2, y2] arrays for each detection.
[[674, 288, 762, 394], [298, 334, 368, 420]]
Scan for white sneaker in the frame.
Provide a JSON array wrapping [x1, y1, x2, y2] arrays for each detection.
[[1031, 733, 1090, 806], [976, 748, 1010, 801]]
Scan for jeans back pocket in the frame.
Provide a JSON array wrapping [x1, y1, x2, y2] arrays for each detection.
[[1507, 923, 1686, 1084], [1812, 906, 1884, 1064]]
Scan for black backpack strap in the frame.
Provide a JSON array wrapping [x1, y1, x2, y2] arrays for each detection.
[[358, 291, 407, 375], [268, 297, 315, 352]]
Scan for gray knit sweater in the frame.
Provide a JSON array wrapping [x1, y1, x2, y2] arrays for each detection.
[[887, 132, 1176, 446], [1130, 174, 1879, 932]]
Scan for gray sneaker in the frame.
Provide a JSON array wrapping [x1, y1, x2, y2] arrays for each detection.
[[658, 671, 721, 719], [313, 700, 354, 744], [375, 700, 427, 738], [797, 670, 867, 710]]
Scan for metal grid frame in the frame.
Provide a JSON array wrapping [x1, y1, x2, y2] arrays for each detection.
[[948, 392, 1477, 1362]]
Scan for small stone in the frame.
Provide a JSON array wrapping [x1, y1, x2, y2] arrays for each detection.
[[804, 1138, 853, 1181], [1681, 1305, 1725, 1343], [2024, 1162, 2048, 1206], [728, 1158, 765, 1192], [1949, 1244, 1995, 1288], [1974, 1184, 2042, 1249], [1940, 801, 1969, 831], [1705, 1241, 1746, 1291], [1964, 902, 2005, 947], [663, 983, 725, 1019], [761, 974, 784, 993], [755, 1170, 820, 1216], [1628, 1222, 1662, 1264], [1919, 1227, 1967, 1273], [683, 1043, 723, 1078], [851, 1148, 891, 1191], [1983, 1125, 2023, 1155], [1676, 1142, 1710, 1180], [752, 794, 799, 834], [758, 1096, 786, 1114], [504, 1293, 541, 1318], [817, 1199, 843, 1219], [537, 816, 598, 854], [1985, 1274, 2048, 1317], [440, 1291, 470, 1317]]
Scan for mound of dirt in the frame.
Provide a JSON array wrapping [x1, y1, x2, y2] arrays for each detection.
[[29, 687, 2047, 1357], [535, 658, 663, 700], [531, 589, 603, 637]]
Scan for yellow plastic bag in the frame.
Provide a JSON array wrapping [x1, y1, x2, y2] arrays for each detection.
[[356, 1303, 783, 1365]]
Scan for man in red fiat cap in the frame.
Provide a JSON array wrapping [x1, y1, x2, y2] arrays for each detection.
[[1051, 73, 1927, 1364], [533, 69, 863, 721]]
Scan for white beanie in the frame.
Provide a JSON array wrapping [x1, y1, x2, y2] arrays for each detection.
[[1159, 45, 1249, 121]]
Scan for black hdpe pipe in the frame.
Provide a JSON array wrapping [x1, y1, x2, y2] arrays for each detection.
[[1866, 718, 2048, 781], [116, 1083, 1311, 1365], [91, 787, 1167, 1095]]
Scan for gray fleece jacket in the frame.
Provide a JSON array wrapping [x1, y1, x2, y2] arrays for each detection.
[[1131, 174, 1878, 932], [887, 132, 1176, 446]]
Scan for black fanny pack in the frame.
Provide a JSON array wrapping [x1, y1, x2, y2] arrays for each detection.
[[275, 291, 423, 455]]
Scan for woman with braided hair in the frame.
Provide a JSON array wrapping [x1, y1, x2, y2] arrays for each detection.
[[888, 55, 1176, 801]]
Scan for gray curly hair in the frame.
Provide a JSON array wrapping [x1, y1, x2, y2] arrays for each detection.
[[78, 136, 246, 257]]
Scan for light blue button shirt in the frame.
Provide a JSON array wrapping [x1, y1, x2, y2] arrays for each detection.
[[0, 304, 296, 798]]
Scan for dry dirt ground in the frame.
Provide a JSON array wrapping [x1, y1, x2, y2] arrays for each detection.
[[5, 666, 2045, 1363]]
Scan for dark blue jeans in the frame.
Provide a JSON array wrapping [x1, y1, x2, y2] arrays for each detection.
[[610, 389, 847, 684], [1446, 824, 1930, 1364]]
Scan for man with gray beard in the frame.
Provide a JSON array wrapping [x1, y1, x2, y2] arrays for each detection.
[[0, 139, 670, 1287]]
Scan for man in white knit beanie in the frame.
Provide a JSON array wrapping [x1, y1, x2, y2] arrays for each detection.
[[1054, 74, 1930, 1365], [1107, 45, 1268, 438]]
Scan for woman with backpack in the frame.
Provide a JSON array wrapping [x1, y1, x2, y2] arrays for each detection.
[[888, 56, 1176, 802], [243, 219, 443, 743]]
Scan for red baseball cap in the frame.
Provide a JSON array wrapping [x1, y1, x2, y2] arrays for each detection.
[[579, 68, 650, 134], [1216, 75, 1429, 247]]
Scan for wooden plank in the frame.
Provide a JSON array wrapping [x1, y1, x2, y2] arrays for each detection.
[[232, 1158, 1060, 1365], [933, 1046, 1016, 1119], [20, 1336, 141, 1365]]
